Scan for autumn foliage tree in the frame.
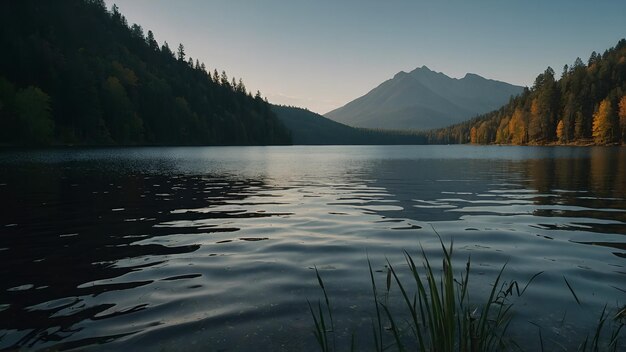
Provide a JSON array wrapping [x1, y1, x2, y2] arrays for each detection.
[[508, 108, 527, 144], [592, 98, 617, 145], [428, 39, 626, 146], [556, 119, 564, 142]]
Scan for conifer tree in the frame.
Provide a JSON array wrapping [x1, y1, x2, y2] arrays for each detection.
[[618, 95, 626, 142], [177, 43, 185, 61]]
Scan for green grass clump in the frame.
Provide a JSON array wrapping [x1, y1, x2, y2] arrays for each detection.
[[308, 238, 624, 351]]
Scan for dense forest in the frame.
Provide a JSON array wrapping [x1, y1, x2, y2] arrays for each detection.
[[428, 39, 626, 146], [0, 0, 291, 146]]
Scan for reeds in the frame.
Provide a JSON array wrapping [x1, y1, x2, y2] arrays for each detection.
[[308, 238, 624, 351]]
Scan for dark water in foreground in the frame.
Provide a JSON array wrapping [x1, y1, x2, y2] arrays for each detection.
[[0, 145, 624, 351]]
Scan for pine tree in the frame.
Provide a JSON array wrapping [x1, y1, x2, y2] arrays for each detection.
[[220, 71, 229, 86], [14, 86, 54, 144], [177, 43, 185, 61], [130, 24, 144, 39], [162, 41, 173, 58], [146, 30, 158, 51]]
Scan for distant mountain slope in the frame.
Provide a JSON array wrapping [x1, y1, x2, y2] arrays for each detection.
[[325, 66, 524, 130], [0, 0, 290, 146], [272, 105, 426, 145]]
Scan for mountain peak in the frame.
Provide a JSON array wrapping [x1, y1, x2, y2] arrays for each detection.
[[410, 65, 434, 74], [462, 73, 482, 80], [409, 65, 453, 80], [325, 67, 525, 131], [393, 70, 409, 79]]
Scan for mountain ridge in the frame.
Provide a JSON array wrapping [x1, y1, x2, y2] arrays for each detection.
[[325, 66, 524, 130]]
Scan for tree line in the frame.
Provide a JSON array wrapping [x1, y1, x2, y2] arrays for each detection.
[[0, 0, 291, 146], [427, 39, 626, 146]]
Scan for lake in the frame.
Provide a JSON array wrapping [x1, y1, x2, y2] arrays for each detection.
[[0, 145, 624, 351]]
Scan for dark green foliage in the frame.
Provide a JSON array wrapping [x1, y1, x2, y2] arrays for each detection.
[[0, 0, 291, 146], [428, 39, 626, 145], [14, 86, 55, 145], [273, 105, 427, 145]]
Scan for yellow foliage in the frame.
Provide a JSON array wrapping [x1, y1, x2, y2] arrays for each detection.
[[470, 127, 477, 144], [530, 98, 540, 117], [592, 98, 614, 144], [556, 119, 564, 142], [495, 116, 510, 144], [477, 121, 489, 144], [508, 108, 527, 144]]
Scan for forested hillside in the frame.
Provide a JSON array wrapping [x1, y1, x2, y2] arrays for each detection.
[[428, 39, 626, 145], [0, 0, 291, 146], [273, 105, 426, 145]]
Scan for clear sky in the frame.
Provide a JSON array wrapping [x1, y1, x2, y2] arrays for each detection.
[[105, 0, 626, 114]]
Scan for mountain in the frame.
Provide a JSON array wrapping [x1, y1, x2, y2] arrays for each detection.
[[428, 39, 626, 146], [272, 105, 426, 145], [0, 0, 290, 146], [325, 66, 524, 130]]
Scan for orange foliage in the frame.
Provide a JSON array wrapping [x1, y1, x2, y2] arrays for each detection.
[[592, 98, 615, 144], [556, 119, 564, 142], [508, 108, 527, 144]]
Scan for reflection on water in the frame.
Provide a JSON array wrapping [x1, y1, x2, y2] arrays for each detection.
[[0, 146, 624, 351]]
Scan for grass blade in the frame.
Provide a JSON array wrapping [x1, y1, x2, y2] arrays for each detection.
[[563, 276, 582, 306]]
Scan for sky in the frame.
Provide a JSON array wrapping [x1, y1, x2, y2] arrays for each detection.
[[105, 0, 626, 114]]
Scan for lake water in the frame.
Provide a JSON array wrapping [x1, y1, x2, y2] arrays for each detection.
[[0, 145, 624, 351]]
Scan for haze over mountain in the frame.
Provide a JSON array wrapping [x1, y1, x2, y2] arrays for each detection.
[[325, 66, 525, 130]]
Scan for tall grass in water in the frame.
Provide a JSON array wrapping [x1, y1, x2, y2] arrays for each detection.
[[309, 239, 624, 351]]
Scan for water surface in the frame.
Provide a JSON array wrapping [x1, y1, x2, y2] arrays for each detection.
[[0, 146, 624, 351]]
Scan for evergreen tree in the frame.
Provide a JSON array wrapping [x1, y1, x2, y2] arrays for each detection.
[[618, 95, 626, 142], [177, 43, 185, 61], [0, 0, 291, 146], [146, 30, 158, 51], [162, 41, 173, 58], [130, 24, 144, 39], [14, 86, 54, 145]]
